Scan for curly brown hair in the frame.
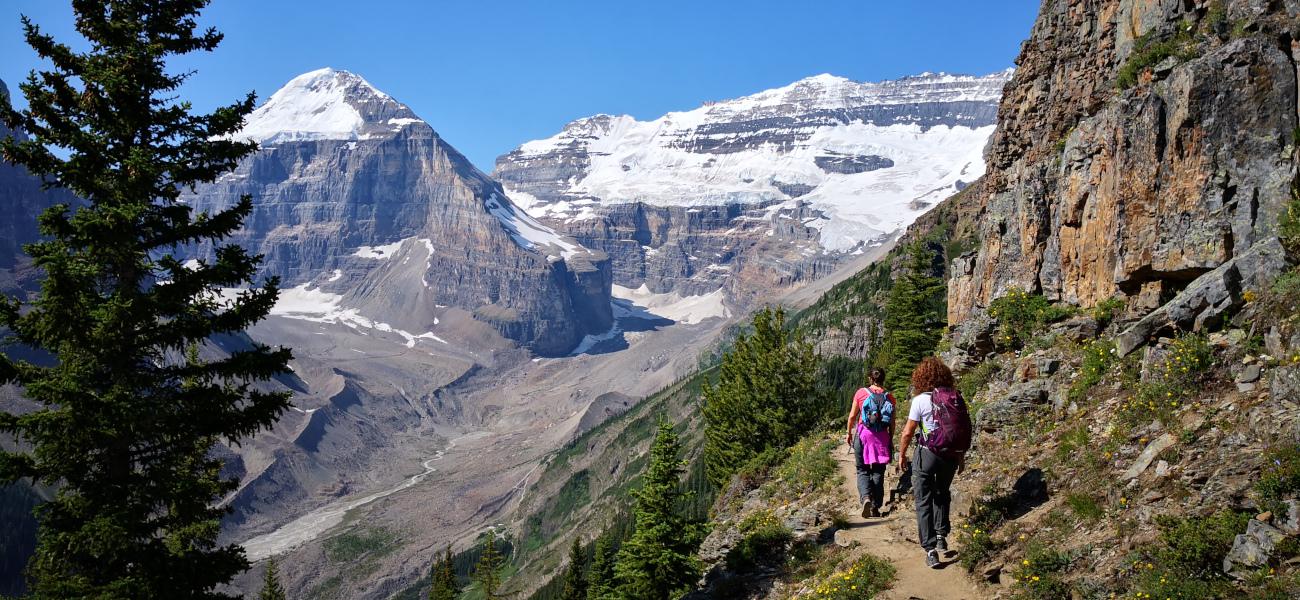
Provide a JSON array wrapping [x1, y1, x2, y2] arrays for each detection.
[[911, 356, 955, 393]]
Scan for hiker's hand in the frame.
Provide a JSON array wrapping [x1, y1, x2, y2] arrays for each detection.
[[895, 459, 905, 474]]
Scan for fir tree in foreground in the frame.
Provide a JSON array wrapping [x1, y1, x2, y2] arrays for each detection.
[[560, 537, 587, 600], [429, 546, 460, 600], [614, 419, 704, 600], [0, 0, 290, 597], [474, 530, 505, 600], [702, 306, 820, 487], [259, 558, 287, 600], [876, 242, 946, 394], [586, 536, 615, 600]]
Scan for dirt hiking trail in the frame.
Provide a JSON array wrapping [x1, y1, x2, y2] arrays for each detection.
[[834, 447, 991, 600]]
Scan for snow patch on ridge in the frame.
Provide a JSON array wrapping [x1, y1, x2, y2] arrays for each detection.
[[484, 193, 586, 259], [353, 240, 404, 259], [224, 283, 448, 348], [611, 284, 730, 325]]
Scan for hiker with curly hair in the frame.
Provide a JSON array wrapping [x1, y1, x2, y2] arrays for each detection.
[[896, 357, 973, 569]]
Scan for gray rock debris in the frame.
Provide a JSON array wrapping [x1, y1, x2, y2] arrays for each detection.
[[1224, 519, 1288, 577]]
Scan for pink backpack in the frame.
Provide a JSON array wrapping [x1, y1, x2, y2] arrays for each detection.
[[920, 387, 972, 461]]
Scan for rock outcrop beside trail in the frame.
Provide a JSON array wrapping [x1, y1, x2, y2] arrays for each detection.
[[948, 0, 1299, 348]]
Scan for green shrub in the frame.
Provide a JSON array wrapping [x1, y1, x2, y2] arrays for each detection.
[[1009, 544, 1074, 600], [957, 526, 1002, 573], [1125, 511, 1249, 598], [958, 359, 1001, 410], [1118, 332, 1213, 426], [989, 288, 1077, 349], [763, 437, 839, 501], [1281, 187, 1300, 257], [1066, 493, 1104, 521], [808, 554, 896, 599], [956, 485, 1020, 571], [1116, 26, 1199, 90], [1155, 511, 1249, 578], [736, 446, 786, 488], [1056, 425, 1090, 464], [1068, 339, 1115, 404], [725, 510, 792, 572], [1256, 444, 1300, 514], [1090, 296, 1125, 327]]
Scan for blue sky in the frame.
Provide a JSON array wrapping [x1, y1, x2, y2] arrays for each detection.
[[2, 1, 1039, 170]]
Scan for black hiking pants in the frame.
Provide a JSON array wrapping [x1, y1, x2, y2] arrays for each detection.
[[852, 435, 887, 509], [913, 446, 958, 552]]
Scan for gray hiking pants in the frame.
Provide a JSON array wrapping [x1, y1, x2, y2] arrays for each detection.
[[913, 446, 958, 551], [852, 435, 887, 509]]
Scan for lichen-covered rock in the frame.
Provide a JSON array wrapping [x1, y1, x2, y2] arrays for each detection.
[[945, 311, 998, 372], [976, 380, 1049, 431]]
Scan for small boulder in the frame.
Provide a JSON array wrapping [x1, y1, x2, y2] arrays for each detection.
[[1052, 315, 1100, 343], [1224, 519, 1288, 577], [1237, 363, 1263, 384]]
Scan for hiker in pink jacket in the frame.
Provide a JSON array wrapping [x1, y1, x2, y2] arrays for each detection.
[[845, 368, 895, 518]]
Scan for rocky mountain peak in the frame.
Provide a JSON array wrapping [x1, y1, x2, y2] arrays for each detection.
[[238, 67, 424, 145]]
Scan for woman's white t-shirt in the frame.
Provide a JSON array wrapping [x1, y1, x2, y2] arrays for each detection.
[[908, 392, 938, 436]]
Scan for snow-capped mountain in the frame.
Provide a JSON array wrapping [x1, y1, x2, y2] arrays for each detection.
[[498, 70, 1009, 251], [186, 68, 612, 356], [494, 70, 1010, 305]]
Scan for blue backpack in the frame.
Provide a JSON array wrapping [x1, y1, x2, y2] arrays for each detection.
[[859, 388, 893, 432]]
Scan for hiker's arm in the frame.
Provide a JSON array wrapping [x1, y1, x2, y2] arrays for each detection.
[[846, 401, 861, 445], [896, 419, 918, 472]]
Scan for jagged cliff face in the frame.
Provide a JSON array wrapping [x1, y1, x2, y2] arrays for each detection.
[[495, 71, 1010, 306], [184, 68, 612, 355], [949, 0, 1299, 342]]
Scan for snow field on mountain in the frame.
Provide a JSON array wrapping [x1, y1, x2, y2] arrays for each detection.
[[503, 70, 1008, 252], [484, 193, 586, 260], [611, 284, 730, 325]]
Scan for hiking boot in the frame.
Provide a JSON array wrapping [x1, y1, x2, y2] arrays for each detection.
[[925, 549, 941, 569], [860, 497, 872, 518], [935, 535, 948, 552]]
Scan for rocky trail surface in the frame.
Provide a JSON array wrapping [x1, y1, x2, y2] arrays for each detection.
[[833, 447, 988, 600]]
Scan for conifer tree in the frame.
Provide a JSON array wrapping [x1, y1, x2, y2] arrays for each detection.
[[473, 530, 505, 600], [614, 419, 703, 600], [429, 546, 460, 600], [586, 536, 615, 600], [559, 537, 587, 600], [259, 558, 287, 600], [876, 242, 946, 394], [702, 306, 820, 487], [0, 1, 290, 597]]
